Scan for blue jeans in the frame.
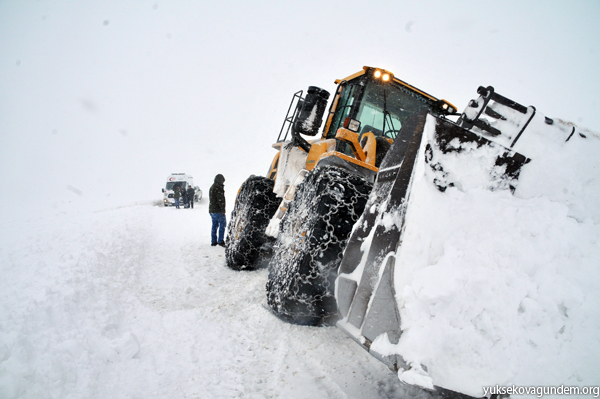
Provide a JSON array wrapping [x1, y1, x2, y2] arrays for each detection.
[[175, 199, 180, 208], [210, 213, 226, 244]]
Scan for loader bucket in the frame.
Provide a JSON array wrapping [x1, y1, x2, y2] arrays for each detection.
[[335, 111, 530, 396], [335, 112, 428, 372]]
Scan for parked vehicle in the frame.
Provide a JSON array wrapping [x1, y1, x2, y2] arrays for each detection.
[[162, 173, 202, 206]]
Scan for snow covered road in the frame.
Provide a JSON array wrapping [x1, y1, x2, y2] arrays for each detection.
[[0, 200, 429, 398]]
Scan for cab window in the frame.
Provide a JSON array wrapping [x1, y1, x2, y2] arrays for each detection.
[[355, 80, 430, 139], [326, 82, 362, 139]]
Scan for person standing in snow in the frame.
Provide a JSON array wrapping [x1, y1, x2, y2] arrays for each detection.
[[182, 185, 189, 208], [209, 174, 226, 247], [187, 186, 195, 209], [174, 185, 181, 209]]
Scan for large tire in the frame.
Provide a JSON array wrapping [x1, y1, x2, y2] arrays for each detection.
[[266, 165, 372, 325], [225, 175, 280, 271]]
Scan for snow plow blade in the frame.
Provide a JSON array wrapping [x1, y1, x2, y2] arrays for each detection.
[[334, 83, 599, 396], [335, 104, 531, 397]]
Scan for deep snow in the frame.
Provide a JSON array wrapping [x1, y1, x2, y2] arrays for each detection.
[[1, 2, 600, 398], [366, 114, 600, 396], [2, 117, 599, 398], [0, 200, 441, 399]]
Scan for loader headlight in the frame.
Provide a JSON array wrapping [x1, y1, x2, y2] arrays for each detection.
[[348, 119, 361, 132], [373, 69, 393, 82], [343, 117, 361, 132], [438, 100, 457, 115]]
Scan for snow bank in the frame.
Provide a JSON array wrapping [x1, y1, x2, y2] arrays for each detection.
[[391, 115, 600, 396]]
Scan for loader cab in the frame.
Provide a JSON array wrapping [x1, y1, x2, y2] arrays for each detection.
[[267, 66, 456, 181], [323, 67, 456, 153]]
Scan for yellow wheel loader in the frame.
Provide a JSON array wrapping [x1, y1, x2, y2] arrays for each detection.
[[225, 66, 597, 397], [224, 66, 457, 324]]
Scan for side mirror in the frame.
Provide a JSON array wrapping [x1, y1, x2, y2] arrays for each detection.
[[162, 188, 165, 193]]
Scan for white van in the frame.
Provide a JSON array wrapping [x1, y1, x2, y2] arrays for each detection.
[[162, 173, 202, 207]]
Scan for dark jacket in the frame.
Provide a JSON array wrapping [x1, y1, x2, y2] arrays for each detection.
[[209, 174, 226, 213], [187, 186, 195, 201], [173, 186, 181, 200]]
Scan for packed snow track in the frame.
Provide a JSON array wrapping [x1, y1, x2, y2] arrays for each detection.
[[0, 201, 442, 399]]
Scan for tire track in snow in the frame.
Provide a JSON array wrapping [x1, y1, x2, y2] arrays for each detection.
[[1, 203, 442, 398], [133, 204, 439, 399]]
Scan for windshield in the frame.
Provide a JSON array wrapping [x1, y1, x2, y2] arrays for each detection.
[[166, 181, 187, 191], [327, 77, 432, 139], [355, 81, 430, 139]]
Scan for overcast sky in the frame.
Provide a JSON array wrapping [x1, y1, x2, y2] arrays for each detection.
[[1, 0, 599, 219]]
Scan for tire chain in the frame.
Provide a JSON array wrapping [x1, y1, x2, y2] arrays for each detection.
[[225, 176, 280, 270], [266, 165, 372, 325]]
